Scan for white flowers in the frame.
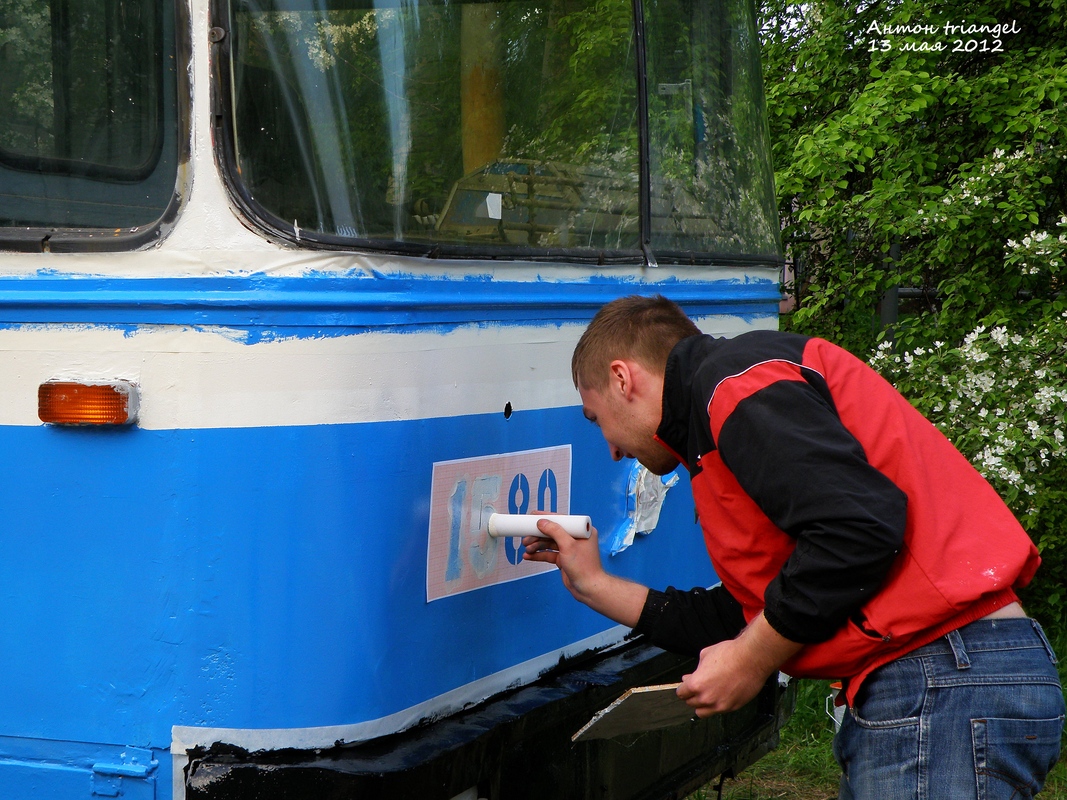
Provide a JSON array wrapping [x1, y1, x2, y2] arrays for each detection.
[[872, 315, 1067, 506], [1006, 225, 1067, 274]]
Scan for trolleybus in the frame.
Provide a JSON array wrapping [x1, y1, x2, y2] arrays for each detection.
[[0, 0, 787, 795]]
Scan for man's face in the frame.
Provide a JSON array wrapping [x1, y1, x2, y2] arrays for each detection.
[[578, 377, 679, 476]]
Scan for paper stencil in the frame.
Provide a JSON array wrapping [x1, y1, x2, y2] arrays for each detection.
[[426, 445, 571, 602]]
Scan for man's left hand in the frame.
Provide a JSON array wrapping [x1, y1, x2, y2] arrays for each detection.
[[677, 612, 803, 718]]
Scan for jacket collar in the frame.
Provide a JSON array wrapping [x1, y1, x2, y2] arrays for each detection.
[[655, 334, 722, 472]]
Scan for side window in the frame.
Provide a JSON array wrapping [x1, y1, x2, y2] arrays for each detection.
[[644, 0, 780, 257], [0, 0, 181, 245]]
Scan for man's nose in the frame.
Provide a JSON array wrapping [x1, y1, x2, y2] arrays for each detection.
[[608, 443, 624, 461]]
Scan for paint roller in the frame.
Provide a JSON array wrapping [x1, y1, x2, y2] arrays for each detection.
[[486, 513, 592, 539]]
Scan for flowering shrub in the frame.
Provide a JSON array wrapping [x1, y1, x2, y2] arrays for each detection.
[[870, 308, 1067, 630], [1005, 215, 1067, 277]]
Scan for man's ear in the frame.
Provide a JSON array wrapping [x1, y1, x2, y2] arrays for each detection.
[[608, 360, 633, 399]]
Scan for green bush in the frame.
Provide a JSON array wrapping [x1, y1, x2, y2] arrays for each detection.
[[758, 0, 1067, 639], [760, 0, 1067, 355], [871, 306, 1067, 633]]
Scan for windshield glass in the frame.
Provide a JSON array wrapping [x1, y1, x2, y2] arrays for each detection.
[[224, 0, 779, 261], [0, 0, 180, 236]]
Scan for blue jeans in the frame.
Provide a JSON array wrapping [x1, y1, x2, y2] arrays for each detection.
[[834, 618, 1065, 799]]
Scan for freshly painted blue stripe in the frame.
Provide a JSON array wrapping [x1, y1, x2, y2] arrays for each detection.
[[0, 406, 716, 757], [0, 274, 780, 336]]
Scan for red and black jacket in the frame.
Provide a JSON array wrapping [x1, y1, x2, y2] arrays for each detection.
[[635, 332, 1039, 701]]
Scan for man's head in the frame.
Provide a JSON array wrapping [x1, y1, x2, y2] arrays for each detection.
[[571, 295, 700, 391], [572, 296, 699, 474]]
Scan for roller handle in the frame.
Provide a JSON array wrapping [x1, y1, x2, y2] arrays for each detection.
[[487, 513, 592, 539]]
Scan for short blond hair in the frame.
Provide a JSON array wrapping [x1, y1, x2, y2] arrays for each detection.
[[571, 295, 701, 390]]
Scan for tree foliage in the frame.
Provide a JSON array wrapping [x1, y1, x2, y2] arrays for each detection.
[[759, 0, 1067, 353], [758, 0, 1067, 632]]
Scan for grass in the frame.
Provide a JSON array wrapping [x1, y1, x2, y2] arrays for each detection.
[[708, 680, 839, 800], [689, 677, 1067, 800]]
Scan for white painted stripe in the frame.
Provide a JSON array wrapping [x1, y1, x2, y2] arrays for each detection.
[[172, 754, 189, 800], [0, 323, 575, 429], [0, 242, 779, 282], [170, 624, 630, 754], [0, 315, 774, 430]]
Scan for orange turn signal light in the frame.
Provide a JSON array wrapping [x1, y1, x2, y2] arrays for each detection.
[[38, 380, 139, 426]]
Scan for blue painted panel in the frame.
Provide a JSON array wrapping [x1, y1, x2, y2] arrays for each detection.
[[0, 407, 716, 759], [0, 738, 159, 800], [0, 274, 780, 336], [0, 762, 89, 799]]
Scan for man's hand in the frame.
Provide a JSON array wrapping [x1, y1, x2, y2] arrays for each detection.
[[677, 612, 802, 717], [522, 516, 648, 628]]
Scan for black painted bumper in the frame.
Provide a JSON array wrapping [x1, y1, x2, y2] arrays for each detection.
[[184, 639, 795, 800]]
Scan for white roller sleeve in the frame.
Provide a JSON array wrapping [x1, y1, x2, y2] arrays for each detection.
[[486, 513, 592, 539]]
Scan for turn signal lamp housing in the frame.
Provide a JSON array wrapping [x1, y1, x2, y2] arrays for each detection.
[[38, 380, 140, 426]]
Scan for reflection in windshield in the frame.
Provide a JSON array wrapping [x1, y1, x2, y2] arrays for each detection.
[[227, 0, 779, 260]]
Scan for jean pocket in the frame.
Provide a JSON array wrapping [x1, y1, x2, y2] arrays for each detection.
[[848, 704, 921, 730], [972, 715, 1065, 800], [848, 657, 924, 728]]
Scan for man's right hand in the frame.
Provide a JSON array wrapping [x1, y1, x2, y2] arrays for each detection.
[[522, 516, 649, 628]]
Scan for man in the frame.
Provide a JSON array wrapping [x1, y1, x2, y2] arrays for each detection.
[[523, 295, 1064, 798]]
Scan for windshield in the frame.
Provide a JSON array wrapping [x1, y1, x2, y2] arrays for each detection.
[[222, 0, 779, 262], [0, 0, 181, 242]]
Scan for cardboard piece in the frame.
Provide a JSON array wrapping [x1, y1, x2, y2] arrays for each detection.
[[572, 683, 696, 742]]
